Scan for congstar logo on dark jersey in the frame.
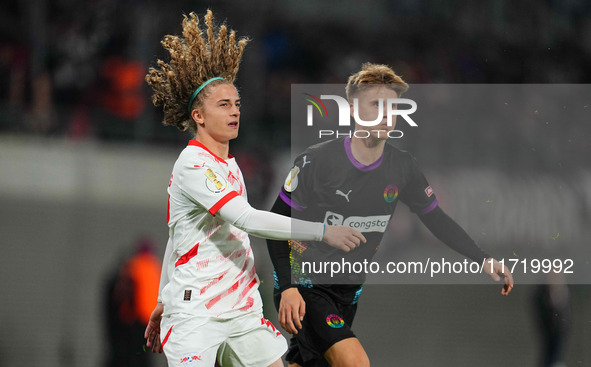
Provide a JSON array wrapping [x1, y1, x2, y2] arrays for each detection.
[[323, 211, 391, 233]]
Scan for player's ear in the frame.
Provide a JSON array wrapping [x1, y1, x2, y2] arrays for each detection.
[[192, 108, 205, 127], [349, 103, 354, 118]]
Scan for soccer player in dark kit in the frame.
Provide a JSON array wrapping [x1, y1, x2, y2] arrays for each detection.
[[267, 63, 514, 367]]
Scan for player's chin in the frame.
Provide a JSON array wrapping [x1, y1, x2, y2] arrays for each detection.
[[369, 130, 390, 140], [227, 130, 239, 140]]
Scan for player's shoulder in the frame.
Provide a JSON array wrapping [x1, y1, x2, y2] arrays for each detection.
[[172, 144, 227, 178], [383, 142, 419, 171], [299, 137, 346, 158], [384, 141, 413, 159], [181, 143, 225, 166], [291, 138, 346, 172]]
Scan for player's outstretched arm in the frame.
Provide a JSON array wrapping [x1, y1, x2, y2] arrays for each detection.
[[483, 258, 514, 295], [419, 206, 513, 295], [144, 303, 164, 353], [217, 195, 365, 252]]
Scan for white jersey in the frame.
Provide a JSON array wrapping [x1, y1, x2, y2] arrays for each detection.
[[161, 140, 261, 319]]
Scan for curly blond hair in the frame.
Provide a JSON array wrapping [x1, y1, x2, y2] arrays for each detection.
[[146, 10, 249, 133], [345, 63, 408, 101]]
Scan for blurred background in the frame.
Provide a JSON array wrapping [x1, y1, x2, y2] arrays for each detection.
[[1, 0, 590, 366]]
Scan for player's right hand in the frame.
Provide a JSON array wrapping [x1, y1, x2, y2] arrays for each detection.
[[323, 225, 366, 252], [279, 288, 306, 334], [144, 303, 164, 353]]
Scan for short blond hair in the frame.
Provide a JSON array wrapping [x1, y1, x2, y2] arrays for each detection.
[[345, 63, 408, 101]]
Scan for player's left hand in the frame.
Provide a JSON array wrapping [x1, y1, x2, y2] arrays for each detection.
[[483, 258, 514, 295], [144, 303, 164, 353], [278, 288, 306, 334]]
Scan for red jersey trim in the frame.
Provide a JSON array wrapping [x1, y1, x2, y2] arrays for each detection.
[[188, 140, 233, 165], [209, 191, 239, 216], [161, 325, 173, 347], [175, 242, 200, 267], [166, 195, 171, 224]]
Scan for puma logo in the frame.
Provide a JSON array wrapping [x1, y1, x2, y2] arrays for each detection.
[[335, 189, 352, 202], [302, 155, 311, 167]]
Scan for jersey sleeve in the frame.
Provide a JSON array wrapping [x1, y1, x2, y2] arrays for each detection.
[[177, 160, 239, 216], [398, 155, 439, 215], [216, 194, 324, 241], [419, 206, 490, 262], [278, 152, 316, 213], [269, 151, 316, 293], [267, 194, 297, 293]]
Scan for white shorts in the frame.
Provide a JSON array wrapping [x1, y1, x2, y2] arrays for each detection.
[[161, 311, 287, 367]]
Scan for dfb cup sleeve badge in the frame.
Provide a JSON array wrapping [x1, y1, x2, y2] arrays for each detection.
[[204, 168, 228, 193], [284, 166, 300, 192]]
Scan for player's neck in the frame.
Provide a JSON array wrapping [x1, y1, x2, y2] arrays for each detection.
[[350, 136, 385, 165], [193, 133, 230, 160]]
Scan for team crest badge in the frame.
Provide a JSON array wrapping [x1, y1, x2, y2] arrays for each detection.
[[326, 314, 345, 328], [180, 353, 202, 365], [383, 185, 398, 203]]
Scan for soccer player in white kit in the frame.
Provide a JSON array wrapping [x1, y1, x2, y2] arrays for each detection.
[[142, 11, 366, 367]]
